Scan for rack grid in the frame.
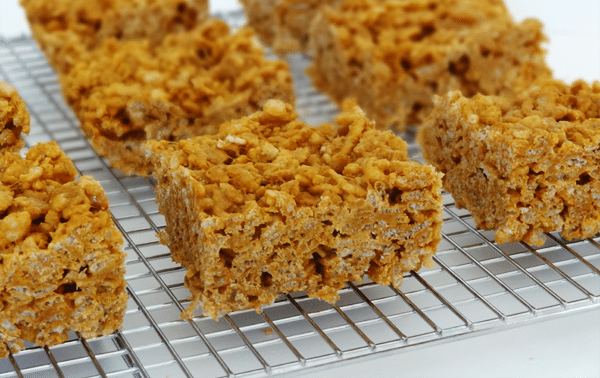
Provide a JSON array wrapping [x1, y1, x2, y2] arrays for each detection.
[[1, 12, 599, 378]]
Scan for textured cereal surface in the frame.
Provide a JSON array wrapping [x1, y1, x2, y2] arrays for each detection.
[[307, 0, 552, 131], [418, 79, 600, 245], [0, 142, 127, 358], [60, 19, 295, 176], [0, 81, 30, 153], [239, 0, 342, 54], [146, 99, 443, 319], [20, 0, 209, 74]]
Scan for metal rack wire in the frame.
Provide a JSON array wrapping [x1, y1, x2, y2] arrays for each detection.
[[1, 13, 600, 377]]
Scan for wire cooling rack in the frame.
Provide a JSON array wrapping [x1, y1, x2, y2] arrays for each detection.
[[1, 12, 600, 378]]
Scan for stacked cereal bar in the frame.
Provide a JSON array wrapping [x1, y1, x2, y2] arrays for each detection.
[[146, 100, 443, 319], [306, 0, 552, 131], [0, 83, 127, 357], [418, 80, 600, 245]]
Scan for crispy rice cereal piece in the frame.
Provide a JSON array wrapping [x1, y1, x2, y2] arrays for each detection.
[[146, 99, 443, 319], [20, 0, 209, 74], [0, 82, 30, 153], [60, 19, 295, 176], [239, 0, 342, 54], [0, 142, 127, 358], [418, 80, 600, 245], [307, 0, 552, 132]]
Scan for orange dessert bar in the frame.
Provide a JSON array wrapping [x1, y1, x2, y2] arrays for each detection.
[[146, 99, 443, 319], [20, 0, 209, 74], [307, 0, 552, 131], [60, 19, 295, 176], [239, 0, 342, 54], [0, 81, 30, 152], [418, 79, 600, 245], [0, 141, 127, 358]]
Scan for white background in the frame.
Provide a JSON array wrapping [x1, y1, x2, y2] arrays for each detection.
[[0, 1, 599, 377]]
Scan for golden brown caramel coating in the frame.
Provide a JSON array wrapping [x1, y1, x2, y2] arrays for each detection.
[[20, 0, 209, 74], [146, 100, 443, 319], [418, 80, 600, 245], [60, 19, 295, 176], [0, 81, 30, 153], [0, 142, 127, 358], [307, 0, 552, 131], [239, 0, 342, 54]]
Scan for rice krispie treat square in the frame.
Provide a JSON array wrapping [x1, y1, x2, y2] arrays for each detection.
[[239, 0, 342, 55], [0, 142, 127, 358], [20, 0, 209, 74], [307, 0, 552, 131], [60, 19, 295, 176], [146, 99, 443, 319], [418, 79, 600, 245], [0, 82, 30, 153]]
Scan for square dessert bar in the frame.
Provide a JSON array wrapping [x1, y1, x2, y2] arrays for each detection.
[[418, 80, 600, 245], [239, 0, 342, 55], [146, 99, 443, 319], [21, 0, 209, 74], [23, 0, 295, 177], [0, 142, 127, 357], [60, 18, 295, 176], [307, 0, 552, 131], [0, 82, 30, 152]]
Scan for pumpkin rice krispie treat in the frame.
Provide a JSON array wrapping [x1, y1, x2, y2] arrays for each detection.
[[0, 81, 30, 153], [60, 19, 295, 176], [307, 0, 552, 131], [1, 80, 126, 358], [146, 99, 443, 319], [20, 0, 209, 74], [239, 0, 342, 55], [418, 79, 600, 245], [0, 141, 128, 358]]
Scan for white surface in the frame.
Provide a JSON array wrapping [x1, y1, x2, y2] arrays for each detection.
[[286, 308, 600, 378], [0, 1, 599, 377]]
